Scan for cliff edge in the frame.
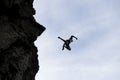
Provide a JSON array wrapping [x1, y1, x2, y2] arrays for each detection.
[[0, 0, 45, 80]]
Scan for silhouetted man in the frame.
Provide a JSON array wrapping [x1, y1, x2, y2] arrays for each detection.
[[58, 35, 78, 51]]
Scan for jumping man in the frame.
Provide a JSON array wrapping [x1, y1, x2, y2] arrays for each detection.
[[58, 35, 78, 51]]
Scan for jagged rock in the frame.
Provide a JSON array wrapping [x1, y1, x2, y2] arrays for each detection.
[[0, 0, 45, 80]]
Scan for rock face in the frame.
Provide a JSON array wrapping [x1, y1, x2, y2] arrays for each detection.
[[0, 0, 45, 80]]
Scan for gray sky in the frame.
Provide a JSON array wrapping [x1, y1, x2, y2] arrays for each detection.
[[33, 0, 120, 80]]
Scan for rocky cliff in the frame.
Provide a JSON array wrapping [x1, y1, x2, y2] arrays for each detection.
[[0, 0, 45, 80]]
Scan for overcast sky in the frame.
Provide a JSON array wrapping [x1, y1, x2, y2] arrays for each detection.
[[33, 0, 120, 80]]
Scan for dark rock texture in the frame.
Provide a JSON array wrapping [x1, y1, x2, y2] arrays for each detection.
[[0, 0, 45, 80]]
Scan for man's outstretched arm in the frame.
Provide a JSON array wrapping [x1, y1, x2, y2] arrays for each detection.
[[71, 35, 78, 40], [58, 37, 66, 42]]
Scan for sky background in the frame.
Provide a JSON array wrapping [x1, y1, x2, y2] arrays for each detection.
[[33, 0, 120, 80]]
